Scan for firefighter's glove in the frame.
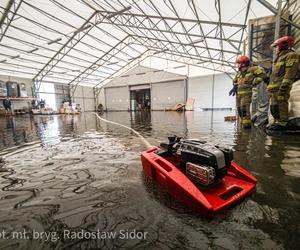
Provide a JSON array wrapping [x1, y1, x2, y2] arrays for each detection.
[[229, 85, 238, 96]]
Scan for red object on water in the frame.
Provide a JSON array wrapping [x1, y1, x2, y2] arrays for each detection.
[[141, 147, 257, 215]]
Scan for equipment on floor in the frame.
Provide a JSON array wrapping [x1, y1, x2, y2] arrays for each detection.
[[141, 136, 257, 215], [265, 118, 300, 135]]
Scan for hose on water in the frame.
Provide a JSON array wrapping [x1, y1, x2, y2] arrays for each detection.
[[94, 112, 153, 149]]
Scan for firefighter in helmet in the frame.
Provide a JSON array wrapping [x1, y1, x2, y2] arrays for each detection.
[[267, 36, 299, 130], [229, 55, 267, 128]]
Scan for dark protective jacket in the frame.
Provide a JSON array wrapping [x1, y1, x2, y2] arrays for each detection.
[[233, 66, 267, 96], [267, 49, 300, 92]]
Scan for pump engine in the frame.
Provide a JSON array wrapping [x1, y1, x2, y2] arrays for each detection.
[[158, 136, 233, 186]]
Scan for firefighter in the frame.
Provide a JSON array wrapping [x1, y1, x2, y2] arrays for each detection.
[[267, 36, 300, 130], [229, 56, 267, 128], [2, 98, 12, 115]]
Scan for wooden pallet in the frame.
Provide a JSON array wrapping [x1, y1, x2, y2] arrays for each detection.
[[224, 116, 237, 121]]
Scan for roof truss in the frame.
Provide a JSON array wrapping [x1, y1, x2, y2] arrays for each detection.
[[0, 0, 271, 90]]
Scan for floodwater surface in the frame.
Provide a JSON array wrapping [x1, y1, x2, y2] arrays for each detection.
[[0, 111, 299, 250]]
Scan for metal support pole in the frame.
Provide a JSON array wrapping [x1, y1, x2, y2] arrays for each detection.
[[249, 24, 254, 61], [33, 11, 100, 87], [212, 73, 215, 111], [94, 88, 98, 112], [274, 0, 282, 41], [257, 0, 300, 30], [0, 0, 24, 43], [287, 15, 293, 36], [211, 73, 215, 128], [273, 0, 282, 65], [69, 35, 131, 96]]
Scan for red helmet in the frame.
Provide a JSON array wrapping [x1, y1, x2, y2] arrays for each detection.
[[271, 36, 294, 50], [236, 55, 250, 70]]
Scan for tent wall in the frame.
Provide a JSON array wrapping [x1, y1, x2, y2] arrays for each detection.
[[73, 86, 96, 112], [105, 86, 129, 111], [102, 66, 187, 111], [105, 65, 186, 88], [104, 80, 186, 111], [188, 73, 235, 110], [151, 80, 186, 110], [97, 88, 106, 110]]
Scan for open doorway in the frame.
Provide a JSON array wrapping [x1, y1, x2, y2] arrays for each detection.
[[130, 88, 150, 111], [38, 82, 57, 110]]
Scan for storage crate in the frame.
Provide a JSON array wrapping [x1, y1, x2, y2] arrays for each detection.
[[18, 83, 28, 97], [6, 81, 19, 97], [0, 80, 7, 97]]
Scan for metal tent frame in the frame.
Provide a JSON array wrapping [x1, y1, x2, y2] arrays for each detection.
[[0, 0, 298, 101]]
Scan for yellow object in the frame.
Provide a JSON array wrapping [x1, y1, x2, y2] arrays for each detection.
[[285, 58, 299, 67], [276, 120, 288, 126], [253, 77, 263, 85], [237, 90, 252, 95], [241, 118, 251, 124], [282, 78, 293, 85], [277, 95, 285, 101], [267, 83, 280, 91], [254, 68, 263, 75]]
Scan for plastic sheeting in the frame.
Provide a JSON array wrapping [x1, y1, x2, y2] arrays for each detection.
[[251, 81, 269, 127], [289, 79, 300, 118]]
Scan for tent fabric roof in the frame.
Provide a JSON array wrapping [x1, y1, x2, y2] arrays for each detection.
[[0, 0, 277, 89], [104, 65, 186, 88]]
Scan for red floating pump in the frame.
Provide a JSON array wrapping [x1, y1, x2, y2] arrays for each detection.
[[141, 136, 257, 215]]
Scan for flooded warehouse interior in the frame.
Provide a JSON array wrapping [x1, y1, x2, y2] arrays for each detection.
[[0, 0, 300, 249]]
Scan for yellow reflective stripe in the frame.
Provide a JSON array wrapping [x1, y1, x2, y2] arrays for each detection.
[[277, 95, 285, 101], [267, 83, 280, 88], [254, 69, 263, 75], [237, 90, 252, 95], [253, 77, 263, 84], [239, 86, 252, 90], [282, 79, 293, 85], [286, 58, 299, 67], [241, 118, 251, 124], [276, 120, 288, 126], [245, 73, 253, 77], [276, 62, 285, 66]]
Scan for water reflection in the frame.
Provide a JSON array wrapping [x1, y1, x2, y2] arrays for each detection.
[[0, 113, 99, 150], [0, 111, 299, 249]]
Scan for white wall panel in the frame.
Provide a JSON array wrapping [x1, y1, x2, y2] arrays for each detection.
[[188, 73, 235, 110], [105, 86, 129, 111], [73, 86, 95, 112], [151, 80, 185, 110]]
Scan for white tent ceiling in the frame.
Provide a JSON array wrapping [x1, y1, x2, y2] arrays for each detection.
[[0, 0, 278, 89]]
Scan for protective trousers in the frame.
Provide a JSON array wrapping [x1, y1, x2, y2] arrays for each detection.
[[237, 94, 252, 128], [269, 87, 291, 126]]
